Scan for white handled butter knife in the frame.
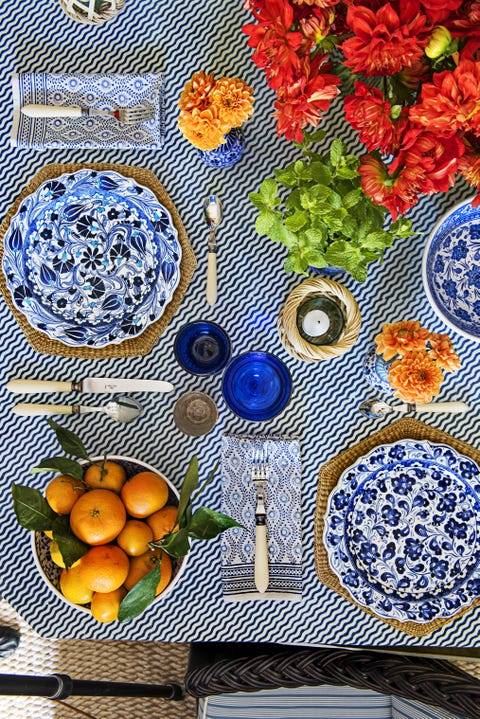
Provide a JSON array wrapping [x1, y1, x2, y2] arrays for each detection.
[[6, 378, 173, 394]]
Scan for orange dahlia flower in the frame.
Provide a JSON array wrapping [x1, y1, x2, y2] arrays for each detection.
[[429, 333, 461, 372], [178, 71, 216, 112], [375, 320, 430, 360], [388, 350, 444, 404], [211, 77, 254, 130], [178, 107, 226, 151]]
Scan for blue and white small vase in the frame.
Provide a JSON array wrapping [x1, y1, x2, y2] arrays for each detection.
[[362, 346, 395, 396], [198, 128, 245, 168]]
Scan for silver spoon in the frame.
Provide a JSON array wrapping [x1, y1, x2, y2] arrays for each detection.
[[12, 395, 143, 424], [359, 398, 470, 418], [204, 195, 223, 308]]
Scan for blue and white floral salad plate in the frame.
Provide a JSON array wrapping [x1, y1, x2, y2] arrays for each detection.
[[324, 439, 480, 623], [2, 169, 181, 347], [423, 197, 480, 343]]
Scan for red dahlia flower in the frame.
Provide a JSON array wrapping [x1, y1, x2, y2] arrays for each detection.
[[299, 7, 336, 42], [398, 126, 464, 193], [358, 154, 422, 220], [447, 0, 480, 36], [274, 54, 341, 142], [341, 1, 428, 76], [344, 82, 407, 154], [420, 0, 462, 24], [458, 147, 480, 205], [242, 0, 306, 90], [409, 59, 480, 138]]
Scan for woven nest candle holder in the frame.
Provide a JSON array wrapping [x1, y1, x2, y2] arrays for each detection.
[[278, 277, 361, 363], [59, 0, 125, 24]]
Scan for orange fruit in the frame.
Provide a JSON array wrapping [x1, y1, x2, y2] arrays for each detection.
[[60, 564, 93, 605], [120, 471, 169, 519], [79, 545, 129, 593], [117, 519, 154, 556], [124, 549, 172, 596], [91, 587, 127, 623], [45, 474, 85, 514], [70, 489, 126, 545], [84, 460, 127, 493], [146, 506, 179, 541]]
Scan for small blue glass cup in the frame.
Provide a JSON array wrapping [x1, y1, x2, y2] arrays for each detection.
[[222, 351, 292, 421], [174, 320, 231, 375]]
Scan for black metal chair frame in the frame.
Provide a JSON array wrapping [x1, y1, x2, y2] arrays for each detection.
[[185, 642, 480, 719]]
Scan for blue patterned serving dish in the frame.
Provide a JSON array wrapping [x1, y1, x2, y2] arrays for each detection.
[[423, 198, 480, 342], [324, 439, 480, 623], [2, 169, 181, 347]]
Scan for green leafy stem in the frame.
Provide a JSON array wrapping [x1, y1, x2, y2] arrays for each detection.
[[249, 131, 415, 283]]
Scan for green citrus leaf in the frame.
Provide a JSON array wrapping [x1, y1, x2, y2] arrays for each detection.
[[46, 419, 89, 459], [176, 457, 199, 526], [31, 456, 84, 480], [188, 507, 244, 540], [52, 515, 88, 568], [118, 561, 161, 623], [155, 527, 191, 558], [12, 484, 56, 531]]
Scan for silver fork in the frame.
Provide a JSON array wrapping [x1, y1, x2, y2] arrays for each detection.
[[21, 104, 155, 125], [251, 444, 269, 593]]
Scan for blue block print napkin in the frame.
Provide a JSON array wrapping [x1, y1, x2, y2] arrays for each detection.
[[11, 72, 164, 149], [221, 435, 302, 601]]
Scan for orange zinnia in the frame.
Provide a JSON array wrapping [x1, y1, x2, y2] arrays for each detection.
[[178, 71, 216, 112], [211, 77, 254, 130], [429, 333, 461, 372], [388, 350, 444, 404], [375, 320, 430, 360], [178, 107, 226, 151]]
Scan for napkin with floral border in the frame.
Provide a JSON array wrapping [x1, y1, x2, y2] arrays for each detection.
[[11, 72, 164, 149], [221, 434, 302, 601]]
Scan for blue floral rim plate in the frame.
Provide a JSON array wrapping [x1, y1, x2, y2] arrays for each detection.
[[2, 169, 181, 347], [422, 197, 480, 343], [324, 439, 480, 623]]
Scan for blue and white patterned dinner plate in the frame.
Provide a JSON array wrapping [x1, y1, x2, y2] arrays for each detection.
[[2, 169, 181, 347], [324, 439, 480, 623], [423, 197, 480, 342]]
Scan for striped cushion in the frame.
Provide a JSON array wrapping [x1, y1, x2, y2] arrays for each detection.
[[198, 685, 392, 719], [392, 696, 464, 719], [198, 686, 466, 719]]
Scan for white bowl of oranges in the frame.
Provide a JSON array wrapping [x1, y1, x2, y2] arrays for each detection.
[[31, 455, 186, 623]]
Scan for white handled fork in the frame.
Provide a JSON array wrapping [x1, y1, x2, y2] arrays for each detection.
[[251, 445, 269, 593]]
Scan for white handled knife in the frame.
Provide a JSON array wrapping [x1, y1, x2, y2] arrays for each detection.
[[6, 378, 174, 394]]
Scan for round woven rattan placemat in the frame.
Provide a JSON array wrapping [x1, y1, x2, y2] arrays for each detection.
[[314, 417, 480, 637], [0, 599, 195, 719], [278, 277, 361, 363], [0, 162, 197, 359]]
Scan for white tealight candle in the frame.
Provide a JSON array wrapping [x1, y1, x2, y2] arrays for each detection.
[[302, 309, 331, 337]]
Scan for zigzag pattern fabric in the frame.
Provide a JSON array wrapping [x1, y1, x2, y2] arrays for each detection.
[[0, 0, 478, 648]]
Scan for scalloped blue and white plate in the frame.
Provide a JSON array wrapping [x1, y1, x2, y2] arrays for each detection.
[[324, 439, 480, 623], [2, 169, 181, 347], [423, 197, 480, 342]]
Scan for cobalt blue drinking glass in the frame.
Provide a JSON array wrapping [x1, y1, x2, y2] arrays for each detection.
[[174, 320, 231, 375], [222, 351, 292, 421]]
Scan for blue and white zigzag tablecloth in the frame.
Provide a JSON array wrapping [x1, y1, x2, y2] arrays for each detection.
[[1, 0, 480, 650], [221, 435, 302, 601]]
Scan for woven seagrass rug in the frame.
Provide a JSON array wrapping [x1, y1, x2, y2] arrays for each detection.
[[0, 600, 195, 719]]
